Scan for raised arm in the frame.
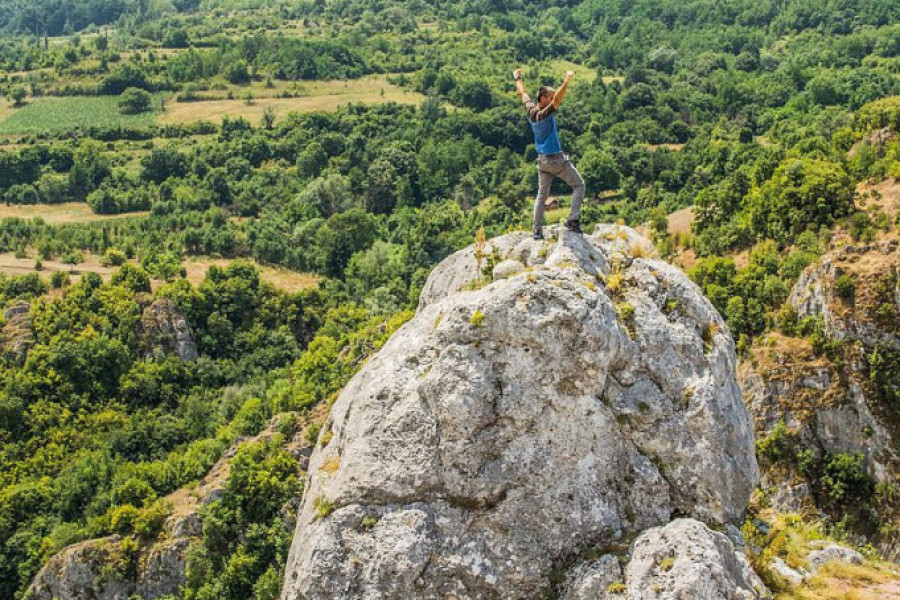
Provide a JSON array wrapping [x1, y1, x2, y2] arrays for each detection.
[[513, 68, 527, 101], [552, 71, 574, 109]]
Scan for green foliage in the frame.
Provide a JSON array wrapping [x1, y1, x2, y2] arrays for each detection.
[[834, 274, 856, 302], [747, 158, 855, 242], [756, 421, 792, 464], [0, 97, 158, 135], [868, 344, 900, 406], [819, 452, 874, 507], [314, 496, 335, 519], [118, 88, 153, 115]]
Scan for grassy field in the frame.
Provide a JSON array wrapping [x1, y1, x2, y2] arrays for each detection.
[[159, 75, 424, 125], [0, 251, 320, 294], [546, 59, 598, 83], [0, 251, 114, 283], [182, 257, 320, 293], [0, 100, 16, 124], [0, 203, 149, 224], [0, 95, 162, 135]]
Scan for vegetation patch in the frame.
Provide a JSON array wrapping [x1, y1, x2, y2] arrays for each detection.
[[0, 96, 161, 135]]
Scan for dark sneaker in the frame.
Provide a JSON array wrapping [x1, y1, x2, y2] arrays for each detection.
[[532, 230, 544, 240], [565, 219, 583, 234]]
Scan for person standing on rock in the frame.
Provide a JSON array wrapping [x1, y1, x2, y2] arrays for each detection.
[[513, 68, 586, 240]]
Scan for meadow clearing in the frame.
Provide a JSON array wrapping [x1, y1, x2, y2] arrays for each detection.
[[0, 94, 163, 135], [0, 202, 149, 224]]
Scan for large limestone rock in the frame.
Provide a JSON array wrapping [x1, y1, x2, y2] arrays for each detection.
[[282, 225, 760, 600], [563, 518, 767, 600], [139, 298, 198, 361]]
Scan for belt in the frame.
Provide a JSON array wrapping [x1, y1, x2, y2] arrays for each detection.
[[538, 152, 565, 159]]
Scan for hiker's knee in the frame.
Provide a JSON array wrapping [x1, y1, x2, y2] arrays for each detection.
[[572, 174, 585, 191]]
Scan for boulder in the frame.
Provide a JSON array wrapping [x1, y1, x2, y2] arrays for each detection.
[[282, 225, 759, 600], [139, 298, 198, 361]]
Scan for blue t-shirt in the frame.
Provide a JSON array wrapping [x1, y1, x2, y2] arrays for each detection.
[[530, 114, 562, 155], [523, 94, 562, 155]]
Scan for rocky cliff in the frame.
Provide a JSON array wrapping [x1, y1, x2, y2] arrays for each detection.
[[740, 239, 900, 557], [281, 225, 763, 599]]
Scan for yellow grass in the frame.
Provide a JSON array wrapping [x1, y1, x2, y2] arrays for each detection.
[[666, 206, 695, 236], [647, 143, 685, 151], [0, 251, 320, 295], [546, 59, 598, 83], [857, 178, 900, 221], [0, 100, 15, 123], [0, 251, 114, 282], [182, 257, 320, 294], [776, 561, 900, 600], [0, 203, 148, 224], [159, 75, 424, 124]]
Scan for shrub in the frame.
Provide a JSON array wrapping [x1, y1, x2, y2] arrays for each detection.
[[50, 270, 70, 289], [102, 248, 127, 267], [756, 421, 792, 464], [118, 87, 153, 115], [821, 452, 874, 507], [109, 504, 141, 534], [834, 274, 855, 302]]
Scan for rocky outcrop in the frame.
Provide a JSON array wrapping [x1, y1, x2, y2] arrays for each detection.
[[25, 414, 314, 600], [282, 225, 760, 600], [2, 300, 34, 362], [25, 535, 190, 600], [741, 241, 900, 556], [788, 239, 899, 348], [563, 518, 766, 600], [139, 298, 198, 361]]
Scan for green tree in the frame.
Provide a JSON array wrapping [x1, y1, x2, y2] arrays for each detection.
[[117, 87, 152, 115]]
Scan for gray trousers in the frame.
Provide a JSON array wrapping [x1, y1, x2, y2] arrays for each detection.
[[534, 153, 585, 232]]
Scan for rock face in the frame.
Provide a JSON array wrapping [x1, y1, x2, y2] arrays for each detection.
[[25, 535, 190, 600], [788, 239, 899, 348], [139, 298, 198, 361], [746, 243, 900, 470], [564, 518, 766, 600], [282, 225, 760, 600], [741, 240, 900, 556], [2, 300, 34, 362], [25, 415, 312, 600]]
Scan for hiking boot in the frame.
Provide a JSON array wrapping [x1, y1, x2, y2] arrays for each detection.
[[565, 219, 583, 234], [532, 229, 544, 241]]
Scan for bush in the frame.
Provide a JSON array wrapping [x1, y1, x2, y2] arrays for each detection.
[[102, 249, 127, 267], [118, 87, 153, 115], [821, 452, 874, 507], [834, 274, 855, 302], [50, 270, 70, 289], [756, 421, 792, 464]]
